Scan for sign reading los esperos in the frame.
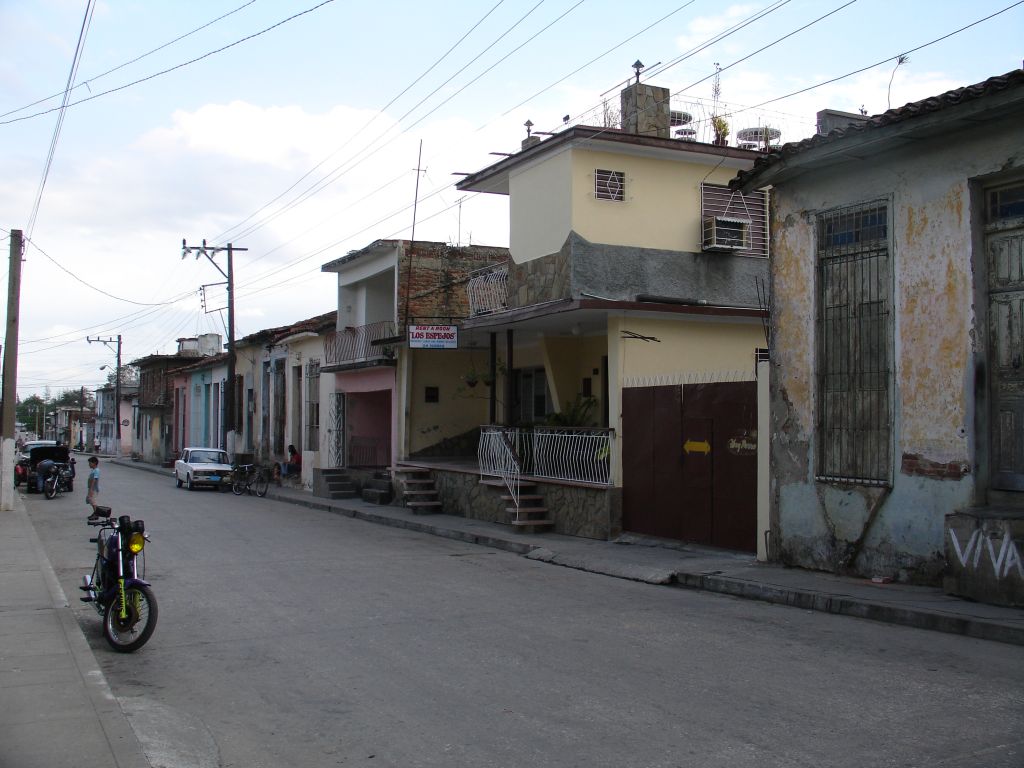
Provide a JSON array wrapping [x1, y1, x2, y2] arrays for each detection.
[[408, 324, 458, 349]]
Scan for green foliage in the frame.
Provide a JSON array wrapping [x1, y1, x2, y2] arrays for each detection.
[[544, 395, 597, 427]]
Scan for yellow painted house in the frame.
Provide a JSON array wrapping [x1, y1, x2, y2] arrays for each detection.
[[446, 79, 770, 547]]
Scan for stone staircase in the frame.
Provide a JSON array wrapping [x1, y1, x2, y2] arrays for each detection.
[[361, 471, 393, 505], [480, 478, 553, 532], [394, 466, 442, 514], [320, 468, 358, 500]]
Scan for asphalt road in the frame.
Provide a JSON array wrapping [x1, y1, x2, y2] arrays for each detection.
[[25, 462, 1024, 768]]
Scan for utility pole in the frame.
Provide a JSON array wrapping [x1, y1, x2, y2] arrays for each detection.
[[88, 335, 121, 456], [182, 239, 244, 453], [2, 229, 23, 511]]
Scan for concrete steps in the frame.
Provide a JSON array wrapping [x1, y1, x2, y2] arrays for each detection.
[[321, 468, 358, 500], [394, 466, 441, 514], [361, 471, 393, 505]]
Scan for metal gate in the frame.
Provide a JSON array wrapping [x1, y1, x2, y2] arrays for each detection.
[[327, 392, 345, 468], [622, 382, 757, 551]]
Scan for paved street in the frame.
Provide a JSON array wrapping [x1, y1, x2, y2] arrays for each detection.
[[24, 463, 1024, 768]]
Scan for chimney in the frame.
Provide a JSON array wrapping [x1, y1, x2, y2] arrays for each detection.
[[620, 81, 670, 138], [816, 109, 870, 136], [521, 119, 542, 151]]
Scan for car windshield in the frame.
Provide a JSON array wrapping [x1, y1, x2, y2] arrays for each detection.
[[190, 450, 228, 464]]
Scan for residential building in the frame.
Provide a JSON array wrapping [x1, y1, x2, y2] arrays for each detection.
[[732, 69, 1024, 603], [233, 311, 336, 488], [319, 240, 507, 487], [449, 79, 769, 544], [94, 383, 138, 456], [132, 334, 219, 465]]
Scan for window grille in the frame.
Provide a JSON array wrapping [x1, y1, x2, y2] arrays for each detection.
[[594, 169, 625, 201], [305, 360, 320, 452], [816, 201, 892, 484], [700, 183, 769, 258]]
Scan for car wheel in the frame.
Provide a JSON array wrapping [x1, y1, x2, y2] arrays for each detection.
[[186, 474, 194, 491], [175, 472, 183, 488]]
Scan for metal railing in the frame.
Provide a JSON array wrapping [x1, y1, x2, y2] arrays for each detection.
[[347, 435, 391, 468], [478, 426, 523, 509], [324, 320, 398, 367], [467, 265, 509, 317], [531, 427, 612, 485], [478, 425, 613, 487]]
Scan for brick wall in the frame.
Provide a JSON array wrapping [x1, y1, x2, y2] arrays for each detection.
[[397, 243, 507, 325]]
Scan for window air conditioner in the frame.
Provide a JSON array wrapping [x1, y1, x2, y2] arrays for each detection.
[[702, 216, 751, 252]]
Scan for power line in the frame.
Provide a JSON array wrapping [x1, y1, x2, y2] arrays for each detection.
[[215, 0, 555, 247], [24, 238, 196, 306], [214, 0, 508, 245], [0, 0, 337, 127], [727, 0, 1024, 118], [0, 1, 257, 121], [26, 0, 96, 241]]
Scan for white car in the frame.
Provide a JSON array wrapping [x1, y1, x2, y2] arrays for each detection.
[[174, 447, 233, 491]]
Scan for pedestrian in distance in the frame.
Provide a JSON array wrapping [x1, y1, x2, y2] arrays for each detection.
[[94, 435, 101, 454], [86, 456, 102, 520]]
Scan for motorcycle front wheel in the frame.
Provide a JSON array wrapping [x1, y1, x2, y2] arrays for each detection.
[[254, 471, 269, 498], [103, 584, 158, 653], [44, 478, 57, 499]]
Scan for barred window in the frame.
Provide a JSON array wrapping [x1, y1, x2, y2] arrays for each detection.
[[816, 201, 892, 484], [595, 169, 625, 201], [305, 359, 320, 452]]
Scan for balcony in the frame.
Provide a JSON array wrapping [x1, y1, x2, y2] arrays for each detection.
[[467, 265, 508, 317], [324, 320, 398, 369]]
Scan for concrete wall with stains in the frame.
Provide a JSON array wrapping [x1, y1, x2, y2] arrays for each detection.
[[766, 114, 1022, 583]]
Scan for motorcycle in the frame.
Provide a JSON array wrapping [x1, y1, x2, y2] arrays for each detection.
[[80, 508, 158, 652], [43, 459, 75, 499]]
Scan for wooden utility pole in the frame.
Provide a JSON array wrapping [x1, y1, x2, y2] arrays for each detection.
[[2, 229, 23, 511], [2, 230, 23, 438]]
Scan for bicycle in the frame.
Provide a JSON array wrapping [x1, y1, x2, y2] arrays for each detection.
[[231, 463, 269, 497]]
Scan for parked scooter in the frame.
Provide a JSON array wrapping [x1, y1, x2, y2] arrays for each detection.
[[80, 509, 158, 652], [43, 458, 75, 499]]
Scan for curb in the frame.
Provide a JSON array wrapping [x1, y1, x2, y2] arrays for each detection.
[[16, 497, 151, 768], [670, 571, 1024, 646]]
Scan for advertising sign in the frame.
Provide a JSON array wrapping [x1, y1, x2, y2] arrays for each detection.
[[408, 325, 458, 350]]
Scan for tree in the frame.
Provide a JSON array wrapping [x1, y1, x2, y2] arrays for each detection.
[[15, 394, 45, 431]]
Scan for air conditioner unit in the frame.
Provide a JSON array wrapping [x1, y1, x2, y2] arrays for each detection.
[[702, 216, 751, 251]]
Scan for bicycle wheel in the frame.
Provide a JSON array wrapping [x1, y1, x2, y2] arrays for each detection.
[[254, 469, 269, 497], [44, 477, 57, 499], [231, 472, 244, 495]]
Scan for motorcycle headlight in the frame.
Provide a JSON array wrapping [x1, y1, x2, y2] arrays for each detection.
[[128, 531, 146, 554]]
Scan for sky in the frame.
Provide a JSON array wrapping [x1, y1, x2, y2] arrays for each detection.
[[1, 0, 1022, 401]]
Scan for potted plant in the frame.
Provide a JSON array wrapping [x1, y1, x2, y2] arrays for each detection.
[[711, 115, 729, 146]]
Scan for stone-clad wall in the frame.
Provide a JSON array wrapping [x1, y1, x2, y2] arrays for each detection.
[[431, 467, 621, 540]]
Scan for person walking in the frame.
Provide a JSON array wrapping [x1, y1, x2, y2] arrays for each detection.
[[86, 456, 102, 520]]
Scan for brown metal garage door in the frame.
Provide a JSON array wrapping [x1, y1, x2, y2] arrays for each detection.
[[622, 382, 757, 551]]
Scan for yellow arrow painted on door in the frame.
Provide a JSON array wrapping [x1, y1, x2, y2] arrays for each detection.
[[683, 439, 711, 455]]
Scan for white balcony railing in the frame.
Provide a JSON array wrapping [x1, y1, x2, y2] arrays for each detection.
[[467, 265, 508, 317], [324, 320, 397, 367], [478, 425, 613, 486]]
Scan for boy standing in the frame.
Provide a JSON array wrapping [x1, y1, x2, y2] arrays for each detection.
[[86, 456, 101, 520]]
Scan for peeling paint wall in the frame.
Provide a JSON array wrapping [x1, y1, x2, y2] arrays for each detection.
[[767, 116, 1022, 583]]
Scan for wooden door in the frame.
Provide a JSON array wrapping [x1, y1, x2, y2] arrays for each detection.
[[988, 227, 1024, 490]]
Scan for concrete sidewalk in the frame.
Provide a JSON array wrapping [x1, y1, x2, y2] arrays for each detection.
[[0, 494, 150, 768], [123, 458, 1024, 646]]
